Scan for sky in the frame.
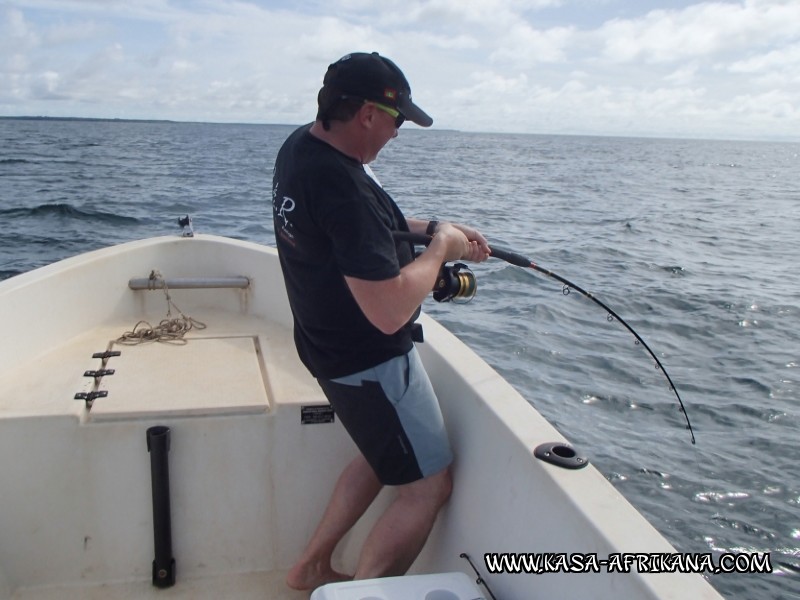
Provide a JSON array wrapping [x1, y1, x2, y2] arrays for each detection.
[[1, 0, 799, 141]]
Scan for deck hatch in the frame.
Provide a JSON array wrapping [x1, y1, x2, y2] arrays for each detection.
[[88, 335, 270, 422]]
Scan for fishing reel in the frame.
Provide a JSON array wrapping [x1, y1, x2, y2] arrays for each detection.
[[433, 263, 476, 303]]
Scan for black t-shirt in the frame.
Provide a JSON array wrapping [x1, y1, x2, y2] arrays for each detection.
[[272, 124, 417, 379]]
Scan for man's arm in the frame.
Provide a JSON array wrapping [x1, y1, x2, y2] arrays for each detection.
[[345, 223, 489, 335]]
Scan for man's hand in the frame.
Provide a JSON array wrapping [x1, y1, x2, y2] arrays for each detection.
[[428, 223, 471, 263], [442, 223, 491, 263]]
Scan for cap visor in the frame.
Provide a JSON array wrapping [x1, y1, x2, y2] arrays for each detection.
[[399, 98, 433, 127]]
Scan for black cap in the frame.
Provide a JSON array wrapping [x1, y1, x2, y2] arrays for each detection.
[[321, 52, 433, 127]]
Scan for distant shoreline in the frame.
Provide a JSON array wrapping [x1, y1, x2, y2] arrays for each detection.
[[1, 115, 795, 143], [0, 115, 300, 128], [0, 115, 176, 124]]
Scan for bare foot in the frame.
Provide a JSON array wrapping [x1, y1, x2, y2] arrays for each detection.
[[285, 560, 352, 591]]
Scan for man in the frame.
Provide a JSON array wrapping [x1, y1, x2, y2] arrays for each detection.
[[272, 52, 490, 591]]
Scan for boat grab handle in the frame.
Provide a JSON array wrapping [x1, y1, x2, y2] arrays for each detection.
[[129, 276, 250, 290]]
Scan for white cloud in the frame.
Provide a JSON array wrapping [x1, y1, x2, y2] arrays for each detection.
[[291, 16, 381, 60], [728, 41, 800, 74], [31, 70, 63, 99], [597, 0, 800, 64], [490, 24, 576, 66], [1, 8, 39, 59], [0, 0, 798, 140], [664, 63, 700, 86], [170, 59, 198, 74]]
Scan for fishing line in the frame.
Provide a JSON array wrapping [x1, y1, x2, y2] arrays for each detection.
[[394, 231, 696, 445]]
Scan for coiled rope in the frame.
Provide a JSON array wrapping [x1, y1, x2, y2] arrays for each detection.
[[117, 270, 206, 345]]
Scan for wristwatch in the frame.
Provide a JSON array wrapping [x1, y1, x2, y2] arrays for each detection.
[[426, 220, 439, 236]]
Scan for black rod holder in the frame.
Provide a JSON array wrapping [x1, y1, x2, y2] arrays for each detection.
[[147, 426, 176, 588]]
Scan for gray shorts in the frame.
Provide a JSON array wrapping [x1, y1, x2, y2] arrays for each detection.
[[317, 346, 453, 485]]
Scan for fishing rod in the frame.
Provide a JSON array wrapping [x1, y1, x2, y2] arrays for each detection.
[[394, 231, 696, 445]]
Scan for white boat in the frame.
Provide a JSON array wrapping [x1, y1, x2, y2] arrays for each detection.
[[0, 233, 724, 599]]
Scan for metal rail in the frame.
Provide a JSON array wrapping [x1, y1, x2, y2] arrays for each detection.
[[128, 276, 250, 290]]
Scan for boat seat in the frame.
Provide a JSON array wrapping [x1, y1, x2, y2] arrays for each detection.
[[310, 572, 485, 600]]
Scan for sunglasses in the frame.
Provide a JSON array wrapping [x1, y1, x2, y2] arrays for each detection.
[[368, 101, 406, 128]]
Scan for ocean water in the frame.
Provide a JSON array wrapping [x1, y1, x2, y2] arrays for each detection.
[[1, 118, 799, 599]]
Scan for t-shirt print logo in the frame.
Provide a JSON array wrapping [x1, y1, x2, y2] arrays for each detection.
[[276, 196, 295, 227]]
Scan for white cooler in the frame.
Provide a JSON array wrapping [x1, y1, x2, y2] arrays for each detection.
[[310, 571, 485, 600]]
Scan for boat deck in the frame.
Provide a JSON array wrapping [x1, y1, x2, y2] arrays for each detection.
[[0, 307, 322, 421], [1, 304, 357, 600], [12, 570, 308, 600]]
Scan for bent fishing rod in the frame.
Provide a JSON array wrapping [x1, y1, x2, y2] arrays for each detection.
[[394, 231, 696, 445]]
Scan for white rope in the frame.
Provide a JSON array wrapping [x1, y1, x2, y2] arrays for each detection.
[[117, 270, 206, 345]]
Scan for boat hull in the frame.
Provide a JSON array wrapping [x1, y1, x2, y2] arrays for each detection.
[[0, 235, 723, 599]]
